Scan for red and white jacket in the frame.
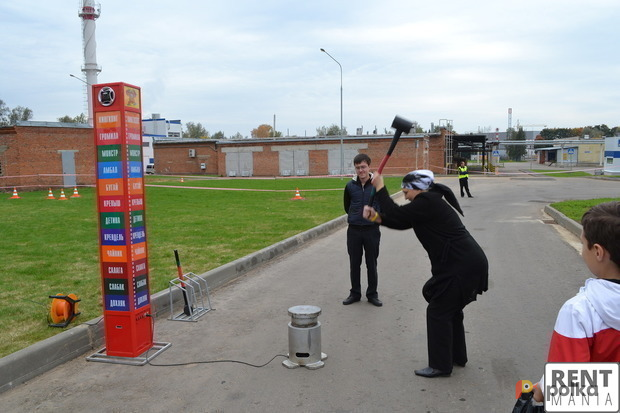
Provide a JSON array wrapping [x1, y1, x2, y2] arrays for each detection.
[[547, 278, 620, 362], [538, 278, 620, 392]]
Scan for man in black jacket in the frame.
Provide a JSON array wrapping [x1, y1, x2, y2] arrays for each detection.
[[343, 153, 383, 307]]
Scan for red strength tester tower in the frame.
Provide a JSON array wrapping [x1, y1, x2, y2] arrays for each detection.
[[88, 82, 169, 364]]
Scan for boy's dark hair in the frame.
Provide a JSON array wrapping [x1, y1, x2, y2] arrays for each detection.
[[581, 201, 620, 267], [353, 153, 371, 165]]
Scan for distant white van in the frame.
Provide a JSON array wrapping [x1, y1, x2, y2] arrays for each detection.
[[145, 164, 155, 174]]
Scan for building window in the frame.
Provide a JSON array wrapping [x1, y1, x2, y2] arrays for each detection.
[[168, 132, 180, 138], [0, 159, 3, 176], [142, 141, 150, 147]]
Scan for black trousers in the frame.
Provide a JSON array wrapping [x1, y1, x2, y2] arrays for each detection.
[[346, 225, 380, 298], [425, 278, 468, 372], [459, 177, 471, 197]]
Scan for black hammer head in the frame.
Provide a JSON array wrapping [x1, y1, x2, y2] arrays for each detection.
[[391, 115, 414, 134]]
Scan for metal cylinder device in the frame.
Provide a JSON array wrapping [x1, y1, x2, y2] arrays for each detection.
[[282, 305, 327, 369]]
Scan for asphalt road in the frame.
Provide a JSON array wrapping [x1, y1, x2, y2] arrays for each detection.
[[0, 166, 618, 412]]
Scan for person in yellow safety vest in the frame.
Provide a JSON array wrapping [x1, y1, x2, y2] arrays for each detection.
[[457, 161, 473, 198]]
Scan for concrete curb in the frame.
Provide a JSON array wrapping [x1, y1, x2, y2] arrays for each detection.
[[0, 214, 348, 394], [544, 205, 582, 237]]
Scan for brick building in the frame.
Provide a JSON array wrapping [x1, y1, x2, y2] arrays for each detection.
[[154, 132, 448, 177], [0, 121, 96, 191], [1, 122, 455, 192]]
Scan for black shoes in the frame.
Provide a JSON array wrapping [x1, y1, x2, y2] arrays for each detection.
[[414, 367, 451, 378], [342, 295, 383, 306], [368, 297, 383, 307], [342, 295, 361, 305]]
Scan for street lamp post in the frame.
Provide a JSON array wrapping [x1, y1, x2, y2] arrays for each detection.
[[320, 48, 344, 177]]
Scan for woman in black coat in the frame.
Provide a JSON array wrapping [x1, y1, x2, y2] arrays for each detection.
[[363, 170, 488, 378]]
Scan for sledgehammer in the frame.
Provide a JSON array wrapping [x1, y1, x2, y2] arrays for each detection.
[[367, 115, 414, 205], [174, 249, 193, 316]]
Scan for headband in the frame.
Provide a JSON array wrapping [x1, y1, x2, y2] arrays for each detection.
[[401, 169, 435, 191]]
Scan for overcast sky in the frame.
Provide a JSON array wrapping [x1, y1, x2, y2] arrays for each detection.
[[1, 0, 619, 137]]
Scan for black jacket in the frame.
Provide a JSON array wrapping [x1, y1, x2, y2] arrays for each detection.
[[343, 174, 379, 226], [375, 187, 488, 304]]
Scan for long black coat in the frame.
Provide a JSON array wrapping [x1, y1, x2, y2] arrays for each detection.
[[375, 187, 488, 305]]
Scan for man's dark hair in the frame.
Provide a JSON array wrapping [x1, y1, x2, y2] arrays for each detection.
[[353, 153, 371, 165], [581, 201, 620, 266]]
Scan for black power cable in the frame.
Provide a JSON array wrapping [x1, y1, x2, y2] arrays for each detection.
[[147, 353, 288, 368], [144, 312, 287, 368]]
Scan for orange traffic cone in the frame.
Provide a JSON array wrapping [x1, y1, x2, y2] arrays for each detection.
[[46, 188, 56, 200], [291, 188, 305, 200], [58, 189, 68, 201], [10, 188, 20, 199], [9, 187, 20, 199], [70, 186, 81, 198]]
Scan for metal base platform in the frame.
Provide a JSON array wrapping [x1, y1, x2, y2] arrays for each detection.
[[86, 341, 171, 366], [282, 352, 328, 370]]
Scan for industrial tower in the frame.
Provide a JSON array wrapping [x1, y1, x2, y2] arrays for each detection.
[[507, 108, 512, 134], [78, 0, 102, 126]]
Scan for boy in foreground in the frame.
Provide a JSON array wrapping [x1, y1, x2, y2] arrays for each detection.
[[533, 201, 620, 402]]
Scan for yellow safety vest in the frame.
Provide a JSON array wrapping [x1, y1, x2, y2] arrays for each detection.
[[458, 166, 468, 178]]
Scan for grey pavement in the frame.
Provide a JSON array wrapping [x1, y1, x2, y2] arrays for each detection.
[[0, 162, 618, 412]]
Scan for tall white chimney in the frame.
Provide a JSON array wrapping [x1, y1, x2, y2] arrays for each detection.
[[78, 0, 101, 126]]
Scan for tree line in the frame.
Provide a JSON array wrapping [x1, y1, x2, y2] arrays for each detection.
[[538, 125, 619, 140], [2, 97, 617, 147], [1, 100, 352, 139], [182, 122, 348, 140], [184, 122, 428, 139], [504, 124, 619, 161], [0, 99, 33, 127]]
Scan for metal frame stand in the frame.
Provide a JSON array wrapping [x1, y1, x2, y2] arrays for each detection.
[[86, 342, 171, 366], [168, 272, 212, 322]]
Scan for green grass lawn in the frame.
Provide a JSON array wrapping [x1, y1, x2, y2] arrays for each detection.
[[0, 176, 404, 357], [2, 175, 615, 358], [530, 169, 592, 177], [551, 198, 620, 222]]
